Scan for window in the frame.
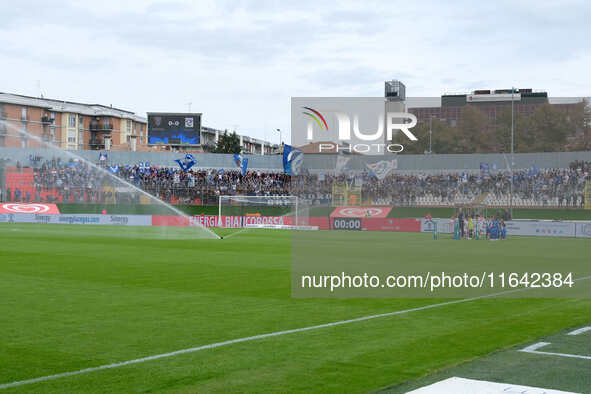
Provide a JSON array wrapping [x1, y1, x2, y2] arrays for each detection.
[[68, 114, 76, 128], [126, 135, 131, 143], [50, 126, 56, 141], [78, 131, 84, 149], [21, 107, 27, 120], [134, 122, 137, 134], [126, 121, 131, 133], [68, 129, 76, 143], [78, 115, 84, 130]]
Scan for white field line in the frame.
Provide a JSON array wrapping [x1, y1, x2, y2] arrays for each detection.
[[221, 227, 250, 239], [519, 342, 591, 360], [567, 326, 591, 336], [1, 276, 590, 390]]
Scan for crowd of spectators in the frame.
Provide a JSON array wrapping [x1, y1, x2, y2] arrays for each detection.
[[2, 158, 590, 208], [293, 165, 589, 207]]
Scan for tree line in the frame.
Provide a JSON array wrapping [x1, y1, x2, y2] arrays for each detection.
[[392, 100, 590, 154]]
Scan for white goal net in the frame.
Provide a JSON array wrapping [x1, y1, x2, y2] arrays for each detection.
[[218, 195, 316, 230]]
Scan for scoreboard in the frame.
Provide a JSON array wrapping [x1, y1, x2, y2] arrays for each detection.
[[147, 112, 201, 145]]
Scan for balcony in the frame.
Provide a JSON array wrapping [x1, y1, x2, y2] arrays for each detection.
[[90, 122, 113, 132], [89, 137, 105, 150], [41, 115, 54, 124]]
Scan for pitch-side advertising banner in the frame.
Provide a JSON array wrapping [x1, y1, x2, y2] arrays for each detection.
[[330, 206, 392, 218], [423, 218, 587, 238], [2, 214, 590, 239], [152, 215, 291, 228], [421, 218, 455, 234], [575, 221, 591, 238], [0, 213, 152, 226], [505, 220, 576, 237], [0, 203, 60, 214]]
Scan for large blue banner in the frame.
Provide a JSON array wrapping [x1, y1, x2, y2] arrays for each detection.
[[283, 144, 304, 176], [233, 154, 249, 176]]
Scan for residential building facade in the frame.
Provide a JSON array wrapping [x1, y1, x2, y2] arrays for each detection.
[[0, 92, 147, 151]]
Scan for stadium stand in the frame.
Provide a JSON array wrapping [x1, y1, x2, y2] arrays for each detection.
[[1, 157, 589, 208]]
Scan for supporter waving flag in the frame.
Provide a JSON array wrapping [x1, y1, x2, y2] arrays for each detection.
[[283, 144, 304, 176], [528, 165, 539, 178], [138, 162, 150, 174], [366, 160, 396, 180], [175, 154, 196, 172], [233, 154, 249, 176], [480, 162, 490, 177]]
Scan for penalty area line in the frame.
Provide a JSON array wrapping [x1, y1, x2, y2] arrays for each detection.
[[221, 227, 250, 239], [519, 342, 591, 360], [2, 276, 590, 390]]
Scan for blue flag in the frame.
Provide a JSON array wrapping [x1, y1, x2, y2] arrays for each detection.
[[283, 144, 304, 176], [528, 165, 539, 178], [175, 154, 196, 172], [99, 152, 108, 162], [233, 154, 249, 176], [138, 162, 150, 174], [365, 160, 396, 180], [108, 165, 119, 174], [480, 162, 490, 177]]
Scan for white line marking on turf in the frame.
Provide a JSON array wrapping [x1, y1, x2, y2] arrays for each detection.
[[0, 291, 516, 389], [2, 275, 590, 390], [567, 326, 591, 336], [519, 342, 591, 360], [222, 228, 249, 239], [520, 342, 552, 352]]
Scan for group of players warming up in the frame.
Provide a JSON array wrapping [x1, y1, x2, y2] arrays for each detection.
[[451, 208, 507, 240]]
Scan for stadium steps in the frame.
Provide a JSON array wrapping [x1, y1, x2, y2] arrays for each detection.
[[5, 167, 35, 200], [473, 192, 489, 205]]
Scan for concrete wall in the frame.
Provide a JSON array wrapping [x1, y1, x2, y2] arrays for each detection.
[[1, 147, 590, 172], [0, 147, 284, 170], [302, 151, 591, 173]]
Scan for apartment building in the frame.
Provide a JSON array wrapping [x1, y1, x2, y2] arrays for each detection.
[[0, 92, 147, 151]]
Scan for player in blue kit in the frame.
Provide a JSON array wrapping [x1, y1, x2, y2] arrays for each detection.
[[488, 216, 500, 240], [500, 219, 507, 240]]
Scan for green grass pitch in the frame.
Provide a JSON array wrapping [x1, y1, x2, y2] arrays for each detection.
[[1, 223, 590, 393]]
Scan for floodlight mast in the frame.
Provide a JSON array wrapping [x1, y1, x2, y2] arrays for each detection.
[[510, 87, 515, 218]]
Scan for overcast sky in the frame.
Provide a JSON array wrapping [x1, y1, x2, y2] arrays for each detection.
[[1, 0, 589, 143]]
